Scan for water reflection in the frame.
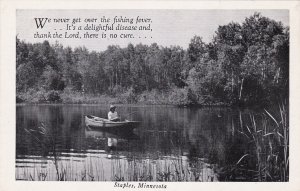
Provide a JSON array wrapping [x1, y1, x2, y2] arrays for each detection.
[[85, 127, 140, 155], [16, 105, 248, 181]]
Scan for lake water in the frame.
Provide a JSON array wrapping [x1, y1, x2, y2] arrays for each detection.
[[16, 104, 262, 181]]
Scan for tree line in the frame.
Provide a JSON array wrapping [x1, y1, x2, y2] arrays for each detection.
[[16, 13, 289, 106]]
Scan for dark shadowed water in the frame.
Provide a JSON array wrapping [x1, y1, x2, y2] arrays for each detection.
[[16, 104, 261, 181]]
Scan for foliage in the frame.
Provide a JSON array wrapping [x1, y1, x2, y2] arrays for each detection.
[[16, 13, 289, 106], [169, 87, 197, 106], [46, 90, 61, 102], [117, 87, 137, 104], [137, 89, 170, 105]]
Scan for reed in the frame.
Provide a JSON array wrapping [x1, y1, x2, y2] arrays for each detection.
[[234, 103, 289, 181], [16, 156, 217, 181]]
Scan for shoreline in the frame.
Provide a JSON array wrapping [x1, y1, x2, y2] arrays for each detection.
[[16, 101, 281, 111], [16, 91, 230, 107], [16, 102, 228, 107], [17, 102, 271, 111], [16, 89, 283, 109]]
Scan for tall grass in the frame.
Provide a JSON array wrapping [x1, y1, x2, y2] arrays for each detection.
[[16, 156, 217, 181], [234, 103, 289, 181]]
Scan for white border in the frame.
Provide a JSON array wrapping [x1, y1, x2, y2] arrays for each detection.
[[1, 1, 300, 191]]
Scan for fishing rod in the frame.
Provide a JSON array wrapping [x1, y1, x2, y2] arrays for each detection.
[[124, 111, 138, 117], [121, 111, 138, 120]]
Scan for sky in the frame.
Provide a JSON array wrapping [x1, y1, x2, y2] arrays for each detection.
[[17, 10, 289, 52]]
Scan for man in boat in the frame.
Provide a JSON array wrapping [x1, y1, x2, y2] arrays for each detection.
[[108, 105, 120, 122]]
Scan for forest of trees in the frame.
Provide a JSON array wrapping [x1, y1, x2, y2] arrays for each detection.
[[16, 13, 289, 106]]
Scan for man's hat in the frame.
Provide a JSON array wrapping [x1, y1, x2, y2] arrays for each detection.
[[110, 105, 116, 109]]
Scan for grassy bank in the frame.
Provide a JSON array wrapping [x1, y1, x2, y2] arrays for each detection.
[[16, 88, 228, 106]]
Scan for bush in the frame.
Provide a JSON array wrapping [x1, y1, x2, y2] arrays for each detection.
[[169, 87, 198, 106], [46, 90, 61, 102], [16, 96, 24, 103], [137, 89, 170, 105], [109, 85, 125, 97], [35, 89, 47, 102], [17, 88, 47, 103], [117, 87, 137, 104]]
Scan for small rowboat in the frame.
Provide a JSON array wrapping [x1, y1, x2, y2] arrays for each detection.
[[85, 115, 140, 129]]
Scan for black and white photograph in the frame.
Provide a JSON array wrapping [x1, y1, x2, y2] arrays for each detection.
[[13, 9, 291, 183]]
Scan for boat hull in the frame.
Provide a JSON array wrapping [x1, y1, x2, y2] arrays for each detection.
[[85, 115, 139, 129]]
